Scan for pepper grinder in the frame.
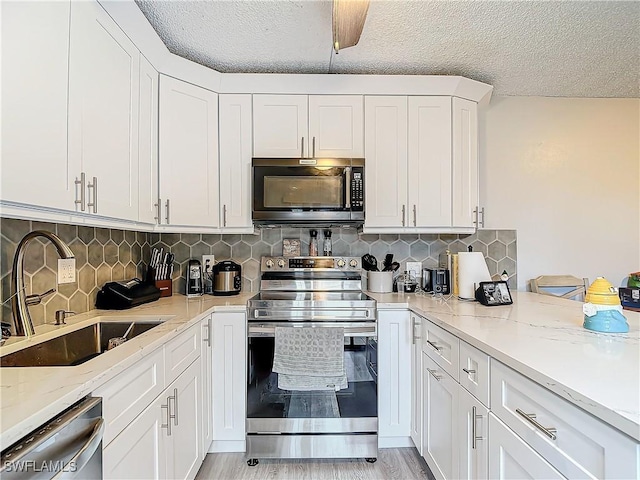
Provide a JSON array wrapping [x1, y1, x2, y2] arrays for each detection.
[[309, 229, 319, 256]]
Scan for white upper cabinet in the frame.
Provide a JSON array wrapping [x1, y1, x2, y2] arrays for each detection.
[[68, 1, 140, 221], [408, 97, 453, 228], [138, 56, 159, 225], [452, 97, 479, 228], [364, 96, 408, 228], [364, 95, 479, 233], [1, 0, 73, 210], [219, 95, 253, 230], [253, 95, 363, 158], [158, 76, 219, 228]]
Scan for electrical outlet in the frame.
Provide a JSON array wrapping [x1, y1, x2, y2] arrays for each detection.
[[57, 258, 76, 284], [202, 255, 215, 273], [405, 261, 422, 282]]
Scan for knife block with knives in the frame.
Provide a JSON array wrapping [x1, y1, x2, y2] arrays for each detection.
[[148, 247, 175, 297]]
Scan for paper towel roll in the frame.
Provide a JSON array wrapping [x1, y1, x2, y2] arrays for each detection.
[[457, 252, 492, 299]]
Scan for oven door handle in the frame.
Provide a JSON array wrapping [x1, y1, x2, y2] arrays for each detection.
[[248, 323, 377, 337]]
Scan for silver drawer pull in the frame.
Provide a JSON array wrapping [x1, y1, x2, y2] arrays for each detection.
[[426, 340, 442, 351], [427, 368, 442, 381], [515, 408, 557, 440], [462, 368, 476, 374], [471, 406, 484, 449], [161, 403, 171, 436]]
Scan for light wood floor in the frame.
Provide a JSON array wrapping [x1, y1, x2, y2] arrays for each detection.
[[195, 448, 435, 480]]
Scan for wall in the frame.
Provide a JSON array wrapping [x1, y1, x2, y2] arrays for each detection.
[[479, 97, 640, 290], [0, 217, 516, 330]]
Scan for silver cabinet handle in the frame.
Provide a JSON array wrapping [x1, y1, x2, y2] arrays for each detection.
[[301, 137, 305, 158], [471, 406, 483, 449], [515, 408, 557, 440], [479, 207, 485, 228], [312, 136, 316, 158], [154, 198, 161, 224], [427, 368, 442, 381], [462, 367, 476, 375], [51, 418, 104, 480], [345, 167, 352, 209], [87, 176, 98, 213], [402, 205, 406, 227], [473, 207, 479, 227], [172, 387, 179, 426], [411, 317, 421, 344], [413, 205, 417, 226], [74, 172, 86, 211], [223, 204, 227, 227], [203, 319, 212, 347], [426, 340, 442, 351], [165, 199, 170, 224], [161, 402, 172, 436]]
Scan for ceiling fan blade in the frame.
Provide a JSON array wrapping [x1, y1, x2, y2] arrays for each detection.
[[332, 0, 370, 53]]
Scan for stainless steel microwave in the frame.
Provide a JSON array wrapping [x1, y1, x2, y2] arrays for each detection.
[[252, 158, 365, 226]]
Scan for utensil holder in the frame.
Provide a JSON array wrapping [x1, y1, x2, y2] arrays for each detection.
[[368, 271, 393, 293], [155, 279, 172, 297]]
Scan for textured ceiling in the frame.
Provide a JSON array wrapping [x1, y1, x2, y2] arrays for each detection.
[[135, 0, 640, 98]]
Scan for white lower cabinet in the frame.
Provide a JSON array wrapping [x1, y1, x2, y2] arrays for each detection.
[[378, 310, 412, 446], [211, 312, 247, 452], [410, 313, 423, 453], [200, 316, 214, 457], [458, 387, 489, 480], [488, 413, 563, 479], [422, 352, 459, 480]]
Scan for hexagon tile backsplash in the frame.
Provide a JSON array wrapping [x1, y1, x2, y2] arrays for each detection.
[[1, 218, 516, 329]]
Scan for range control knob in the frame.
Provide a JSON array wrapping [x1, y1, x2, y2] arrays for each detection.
[[337, 258, 346, 268], [349, 259, 358, 268], [277, 258, 286, 268], [265, 259, 274, 269]]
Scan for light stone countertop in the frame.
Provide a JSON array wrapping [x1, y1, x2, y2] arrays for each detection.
[[0, 292, 256, 449], [368, 290, 640, 442]]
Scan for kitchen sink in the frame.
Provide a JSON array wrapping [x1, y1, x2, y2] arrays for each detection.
[[0, 320, 165, 367]]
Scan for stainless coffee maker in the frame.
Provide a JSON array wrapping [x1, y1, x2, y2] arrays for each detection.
[[186, 259, 204, 297]]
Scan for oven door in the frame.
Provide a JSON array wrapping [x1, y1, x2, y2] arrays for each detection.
[[252, 158, 364, 224], [247, 322, 377, 434]]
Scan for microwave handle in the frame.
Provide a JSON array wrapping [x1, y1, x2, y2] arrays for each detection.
[[345, 166, 352, 209]]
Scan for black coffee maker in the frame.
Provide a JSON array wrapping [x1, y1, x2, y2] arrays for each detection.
[[186, 259, 204, 297]]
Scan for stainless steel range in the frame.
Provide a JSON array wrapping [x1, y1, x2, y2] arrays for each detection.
[[246, 256, 377, 465]]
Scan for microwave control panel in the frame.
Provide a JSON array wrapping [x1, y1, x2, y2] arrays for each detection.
[[351, 171, 364, 210]]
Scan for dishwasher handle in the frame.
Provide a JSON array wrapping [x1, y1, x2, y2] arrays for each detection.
[[52, 418, 105, 480]]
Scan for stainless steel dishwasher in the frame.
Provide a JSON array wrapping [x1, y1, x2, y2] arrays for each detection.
[[1, 397, 104, 479]]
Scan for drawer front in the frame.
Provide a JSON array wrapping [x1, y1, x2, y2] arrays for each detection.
[[165, 323, 201, 385], [459, 340, 490, 407], [422, 319, 460, 381], [491, 360, 639, 479], [95, 347, 165, 446]]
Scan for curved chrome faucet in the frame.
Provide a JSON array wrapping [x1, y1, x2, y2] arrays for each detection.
[[11, 230, 75, 336]]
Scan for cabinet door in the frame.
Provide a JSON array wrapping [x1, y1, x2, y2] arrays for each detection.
[[423, 353, 459, 480], [253, 95, 308, 157], [378, 310, 411, 441], [103, 395, 168, 480], [308, 95, 364, 158], [138, 55, 159, 224], [219, 94, 253, 229], [1, 0, 73, 210], [159, 76, 219, 227], [458, 387, 489, 480], [408, 97, 452, 228], [452, 97, 478, 228], [167, 360, 202, 480], [212, 312, 247, 445], [410, 314, 423, 454], [488, 413, 564, 480], [68, 1, 140, 220], [364, 96, 408, 229], [201, 316, 214, 456]]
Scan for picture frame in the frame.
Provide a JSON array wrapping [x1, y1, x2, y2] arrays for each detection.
[[282, 238, 301, 257], [475, 280, 513, 306]]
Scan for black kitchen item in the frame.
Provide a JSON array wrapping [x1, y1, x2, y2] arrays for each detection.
[[423, 268, 450, 294], [1, 322, 12, 339], [389, 262, 400, 272], [475, 281, 513, 306], [96, 278, 161, 310], [213, 260, 242, 296], [382, 254, 394, 271], [186, 259, 204, 297], [362, 254, 378, 271], [323, 230, 332, 256]]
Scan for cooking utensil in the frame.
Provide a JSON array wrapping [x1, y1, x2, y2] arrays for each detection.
[[389, 262, 400, 272], [362, 254, 378, 271], [107, 322, 135, 350], [382, 254, 394, 271]]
